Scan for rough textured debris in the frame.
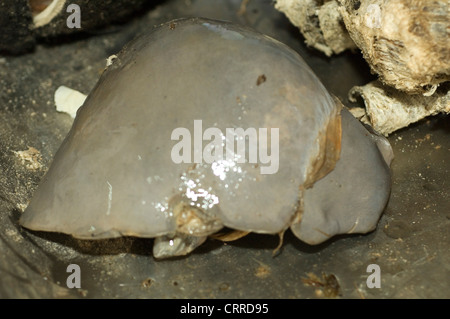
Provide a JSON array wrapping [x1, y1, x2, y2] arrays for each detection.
[[20, 18, 392, 258], [274, 0, 356, 56], [338, 0, 450, 94], [349, 81, 450, 136], [275, 0, 450, 134], [276, 0, 450, 94]]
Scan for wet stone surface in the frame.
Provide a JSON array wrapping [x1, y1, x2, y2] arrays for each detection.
[[0, 0, 449, 298]]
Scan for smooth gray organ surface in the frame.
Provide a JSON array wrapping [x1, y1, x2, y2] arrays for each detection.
[[20, 18, 392, 257]]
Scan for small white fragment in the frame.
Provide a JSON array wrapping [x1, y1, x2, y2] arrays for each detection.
[[106, 54, 118, 67], [54, 86, 87, 119], [106, 181, 113, 216], [16, 203, 28, 212], [423, 84, 438, 97], [13, 146, 43, 170], [5, 229, 22, 242]]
